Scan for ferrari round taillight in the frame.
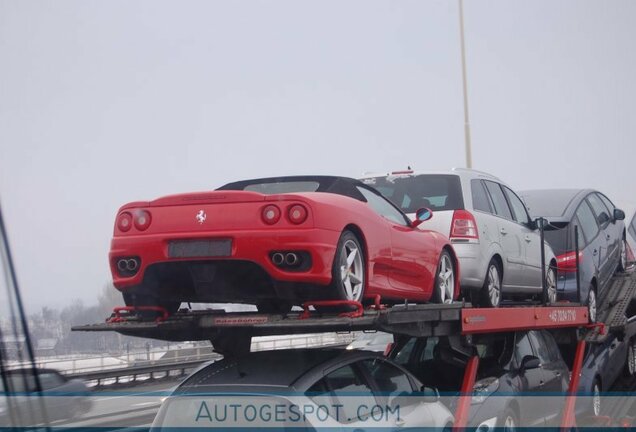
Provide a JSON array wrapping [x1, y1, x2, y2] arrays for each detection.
[[134, 210, 152, 231], [288, 204, 308, 224], [262, 205, 281, 225], [117, 212, 133, 232]]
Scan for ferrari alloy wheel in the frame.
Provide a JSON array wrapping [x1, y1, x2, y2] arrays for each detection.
[[546, 267, 557, 304], [332, 231, 365, 302], [339, 239, 364, 301], [481, 259, 502, 308], [587, 287, 597, 323], [433, 250, 455, 304]]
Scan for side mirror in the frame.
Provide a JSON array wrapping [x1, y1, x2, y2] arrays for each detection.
[[520, 355, 541, 372], [614, 208, 626, 221], [420, 385, 440, 403], [411, 207, 433, 228], [532, 217, 549, 231]]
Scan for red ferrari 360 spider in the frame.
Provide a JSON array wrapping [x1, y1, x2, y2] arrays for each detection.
[[109, 176, 459, 313]]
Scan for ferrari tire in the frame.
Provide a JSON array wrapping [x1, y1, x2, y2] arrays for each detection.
[[432, 250, 455, 304], [480, 259, 502, 308], [331, 230, 366, 303]]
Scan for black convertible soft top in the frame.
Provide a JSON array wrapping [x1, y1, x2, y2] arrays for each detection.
[[217, 175, 369, 202]]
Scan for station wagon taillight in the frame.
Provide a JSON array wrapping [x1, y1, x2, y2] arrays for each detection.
[[450, 209, 479, 240], [556, 251, 583, 273]]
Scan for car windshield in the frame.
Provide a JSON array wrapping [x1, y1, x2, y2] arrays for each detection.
[[361, 174, 464, 213], [474, 336, 512, 375]]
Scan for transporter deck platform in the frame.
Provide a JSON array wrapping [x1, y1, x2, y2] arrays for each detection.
[[74, 270, 636, 345]]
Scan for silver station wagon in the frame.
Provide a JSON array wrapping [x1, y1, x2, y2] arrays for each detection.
[[361, 168, 557, 307]]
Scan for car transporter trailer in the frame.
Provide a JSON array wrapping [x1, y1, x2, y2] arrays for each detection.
[[75, 266, 636, 431]]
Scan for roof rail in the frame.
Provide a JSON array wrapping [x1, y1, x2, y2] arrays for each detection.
[[451, 167, 502, 181]]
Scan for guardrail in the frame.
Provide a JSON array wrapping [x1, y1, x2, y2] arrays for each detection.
[[67, 357, 218, 387], [57, 332, 355, 387], [8, 344, 213, 374]]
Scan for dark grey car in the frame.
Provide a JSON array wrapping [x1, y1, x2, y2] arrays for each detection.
[[521, 189, 626, 321], [151, 349, 453, 430], [560, 316, 636, 417], [391, 331, 570, 430]]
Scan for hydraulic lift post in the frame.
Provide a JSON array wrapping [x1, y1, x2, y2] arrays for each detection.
[[453, 355, 479, 431], [560, 338, 586, 431]]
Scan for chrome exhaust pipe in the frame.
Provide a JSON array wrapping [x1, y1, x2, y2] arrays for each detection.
[[285, 253, 299, 266], [126, 259, 139, 271], [117, 259, 129, 272], [272, 253, 285, 266]]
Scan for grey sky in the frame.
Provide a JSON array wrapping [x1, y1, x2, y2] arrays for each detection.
[[1, 0, 635, 311]]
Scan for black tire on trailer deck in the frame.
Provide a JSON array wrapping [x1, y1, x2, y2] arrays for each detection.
[[480, 258, 502, 308], [315, 230, 366, 313]]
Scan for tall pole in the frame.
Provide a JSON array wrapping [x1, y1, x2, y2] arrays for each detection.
[[459, 0, 472, 168]]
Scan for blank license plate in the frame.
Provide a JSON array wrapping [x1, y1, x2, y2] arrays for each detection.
[[168, 239, 232, 258]]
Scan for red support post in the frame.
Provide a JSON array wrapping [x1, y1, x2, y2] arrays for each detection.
[[560, 339, 586, 431], [453, 355, 479, 431]]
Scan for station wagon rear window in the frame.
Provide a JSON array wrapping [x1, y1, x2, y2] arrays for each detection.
[[362, 174, 464, 213]]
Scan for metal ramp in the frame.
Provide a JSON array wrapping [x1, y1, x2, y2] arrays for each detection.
[[585, 272, 636, 342]]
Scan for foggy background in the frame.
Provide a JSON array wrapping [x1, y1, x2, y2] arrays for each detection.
[[1, 0, 635, 311]]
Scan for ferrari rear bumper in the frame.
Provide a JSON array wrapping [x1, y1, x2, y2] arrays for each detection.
[[109, 228, 341, 293]]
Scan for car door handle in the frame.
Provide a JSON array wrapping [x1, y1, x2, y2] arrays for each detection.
[[606, 234, 611, 241], [554, 372, 561, 377], [500, 228, 507, 235], [539, 380, 545, 386], [524, 235, 532, 242], [395, 418, 406, 427], [593, 249, 598, 256]]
